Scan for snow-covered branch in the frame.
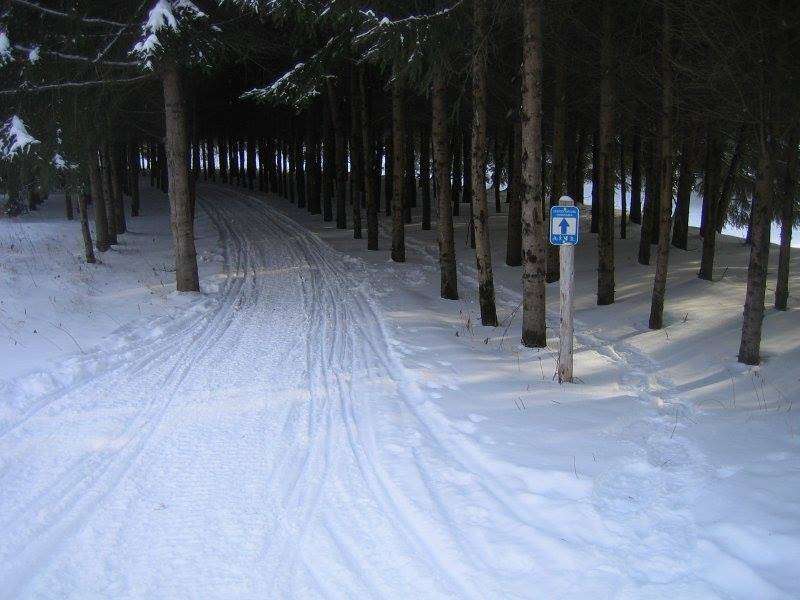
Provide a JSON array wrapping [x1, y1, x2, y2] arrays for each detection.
[[0, 115, 40, 158], [12, 44, 140, 67]]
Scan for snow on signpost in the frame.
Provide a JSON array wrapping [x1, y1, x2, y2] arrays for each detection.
[[550, 198, 579, 383]]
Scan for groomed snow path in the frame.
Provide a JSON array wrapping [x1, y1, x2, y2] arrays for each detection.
[[0, 188, 576, 599]]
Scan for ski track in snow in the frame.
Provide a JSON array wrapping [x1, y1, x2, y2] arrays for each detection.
[[0, 186, 754, 598]]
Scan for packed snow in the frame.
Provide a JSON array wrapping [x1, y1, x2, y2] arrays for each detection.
[[0, 181, 797, 598]]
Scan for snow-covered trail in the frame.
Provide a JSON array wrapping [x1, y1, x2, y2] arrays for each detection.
[[0, 186, 610, 599]]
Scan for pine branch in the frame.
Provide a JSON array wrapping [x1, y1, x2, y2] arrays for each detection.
[[12, 45, 139, 67], [0, 74, 154, 95], [10, 0, 126, 28]]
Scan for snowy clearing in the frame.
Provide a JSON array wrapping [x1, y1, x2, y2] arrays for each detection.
[[0, 183, 798, 599]]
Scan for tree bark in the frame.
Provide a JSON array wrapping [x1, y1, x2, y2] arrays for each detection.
[[78, 192, 96, 263], [322, 105, 334, 221], [520, 0, 546, 348], [128, 141, 141, 217], [648, 5, 674, 330], [630, 128, 642, 223], [620, 133, 627, 239], [493, 132, 502, 213], [470, 0, 498, 326], [110, 143, 126, 234], [548, 58, 567, 282], [326, 80, 347, 229], [775, 130, 798, 310], [65, 191, 74, 220], [87, 147, 110, 252], [451, 130, 462, 217], [638, 139, 654, 265], [100, 143, 118, 244], [420, 122, 432, 231], [433, 60, 459, 299], [506, 120, 522, 266], [671, 129, 697, 250], [161, 61, 199, 292], [699, 126, 722, 281], [350, 68, 364, 240], [739, 134, 774, 365], [359, 69, 379, 249], [597, 0, 616, 306], [391, 74, 407, 263]]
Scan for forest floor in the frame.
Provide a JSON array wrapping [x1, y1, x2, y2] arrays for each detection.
[[0, 182, 798, 599]]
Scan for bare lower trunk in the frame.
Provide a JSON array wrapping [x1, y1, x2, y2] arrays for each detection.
[[326, 81, 347, 230], [620, 133, 627, 239], [87, 147, 110, 252], [391, 75, 406, 263], [506, 121, 522, 266], [738, 136, 774, 365], [699, 126, 722, 281], [129, 141, 141, 217], [775, 131, 798, 310], [597, 0, 615, 306], [78, 193, 96, 263], [359, 70, 379, 249], [65, 192, 74, 220], [630, 129, 642, 223], [638, 139, 653, 265], [322, 105, 334, 222], [520, 0, 546, 348], [161, 61, 199, 292], [433, 61, 458, 299], [100, 143, 118, 245], [420, 123, 432, 231], [648, 5, 673, 330], [350, 68, 364, 240], [471, 0, 498, 326], [547, 58, 566, 282], [110, 144, 127, 234], [671, 130, 696, 250]]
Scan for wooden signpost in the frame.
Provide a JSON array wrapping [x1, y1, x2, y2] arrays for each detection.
[[550, 196, 580, 383]]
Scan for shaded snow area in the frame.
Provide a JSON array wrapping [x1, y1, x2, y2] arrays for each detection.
[[0, 183, 798, 599]]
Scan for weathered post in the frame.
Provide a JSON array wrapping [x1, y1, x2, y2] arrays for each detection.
[[550, 195, 579, 383]]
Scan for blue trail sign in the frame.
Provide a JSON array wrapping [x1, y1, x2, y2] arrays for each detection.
[[549, 205, 580, 246]]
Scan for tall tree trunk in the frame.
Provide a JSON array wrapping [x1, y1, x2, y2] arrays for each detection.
[[451, 130, 462, 217], [384, 131, 394, 217], [433, 61, 458, 299], [739, 133, 774, 365], [548, 58, 567, 282], [775, 130, 798, 310], [110, 144, 127, 234], [404, 125, 415, 224], [648, 5, 674, 330], [129, 141, 141, 217], [100, 143, 118, 245], [420, 122, 432, 231], [326, 81, 347, 229], [699, 126, 722, 280], [590, 129, 600, 233], [247, 136, 256, 190], [350, 69, 364, 240], [322, 106, 334, 221], [620, 133, 627, 239], [597, 0, 616, 306], [630, 128, 642, 223], [471, 0, 498, 326], [638, 138, 653, 265], [359, 69, 379, 249], [207, 138, 216, 182], [219, 136, 229, 183], [671, 129, 697, 250], [65, 191, 74, 220], [506, 120, 523, 266], [161, 62, 200, 292], [78, 192, 96, 263], [493, 132, 502, 213], [87, 147, 110, 252], [520, 0, 546, 348], [391, 75, 407, 263]]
